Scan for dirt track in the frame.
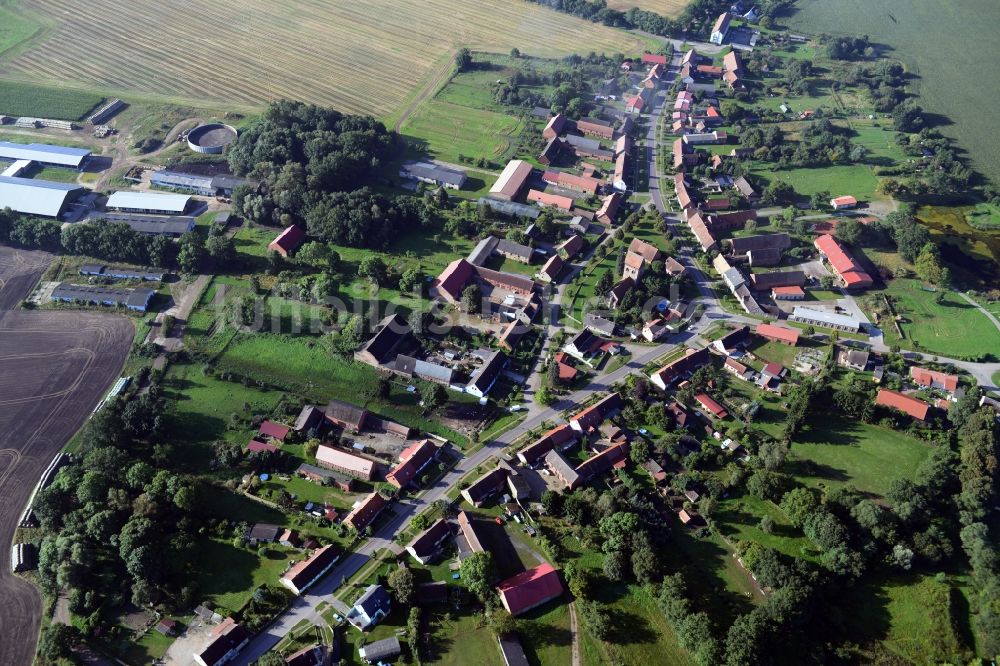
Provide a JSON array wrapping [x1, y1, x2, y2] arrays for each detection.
[[0, 247, 133, 666]]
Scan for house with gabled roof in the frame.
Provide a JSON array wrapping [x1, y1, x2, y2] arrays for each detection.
[[386, 439, 438, 489], [344, 492, 387, 532], [405, 518, 452, 565], [281, 544, 340, 595], [876, 389, 930, 421], [497, 563, 564, 616], [268, 225, 306, 258]]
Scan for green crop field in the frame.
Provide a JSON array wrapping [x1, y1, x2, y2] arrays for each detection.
[[0, 80, 103, 119], [401, 100, 524, 165], [0, 0, 648, 115], [788, 413, 932, 497], [880, 279, 1000, 359], [786, 0, 1000, 182]]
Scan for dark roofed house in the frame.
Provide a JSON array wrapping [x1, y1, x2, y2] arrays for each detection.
[[406, 518, 452, 564], [246, 439, 278, 454], [543, 114, 567, 140], [712, 325, 751, 355], [344, 492, 387, 532], [294, 405, 325, 435], [346, 585, 392, 631], [497, 634, 531, 666], [156, 618, 177, 636], [247, 523, 281, 545], [467, 350, 508, 399], [355, 313, 412, 366], [495, 238, 534, 263], [461, 467, 509, 507], [517, 424, 576, 465], [324, 399, 368, 433], [194, 618, 250, 666], [457, 510, 487, 555], [392, 354, 455, 385], [359, 637, 401, 664], [570, 392, 623, 432], [280, 544, 340, 595], [497, 563, 564, 616], [576, 441, 630, 481], [545, 449, 581, 490]]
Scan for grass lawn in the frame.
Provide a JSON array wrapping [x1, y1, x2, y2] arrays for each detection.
[[162, 363, 284, 455], [216, 334, 464, 443], [750, 164, 879, 202], [840, 573, 973, 665], [788, 413, 932, 497], [400, 99, 524, 165], [193, 538, 293, 614], [715, 492, 817, 562], [881, 279, 1000, 359], [965, 202, 1000, 230], [425, 608, 504, 666]]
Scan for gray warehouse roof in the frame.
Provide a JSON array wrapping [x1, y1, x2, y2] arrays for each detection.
[[401, 161, 467, 188], [0, 176, 84, 217], [98, 213, 196, 235], [0, 141, 91, 168], [51, 283, 155, 310], [150, 171, 213, 189], [791, 306, 861, 330], [478, 197, 540, 219], [107, 190, 191, 213]]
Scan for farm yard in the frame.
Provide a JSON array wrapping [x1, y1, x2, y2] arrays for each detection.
[[0, 0, 648, 116], [786, 0, 1000, 182]]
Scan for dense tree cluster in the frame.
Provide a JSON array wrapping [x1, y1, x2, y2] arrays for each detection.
[[228, 101, 422, 249], [33, 386, 208, 625], [524, 0, 790, 39]]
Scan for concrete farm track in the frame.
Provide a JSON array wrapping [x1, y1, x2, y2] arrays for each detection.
[[0, 247, 133, 666]]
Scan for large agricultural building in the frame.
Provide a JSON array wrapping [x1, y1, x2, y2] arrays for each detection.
[[50, 283, 156, 312], [98, 213, 196, 237], [149, 170, 254, 197], [0, 141, 91, 169], [0, 176, 85, 217], [106, 191, 193, 215]]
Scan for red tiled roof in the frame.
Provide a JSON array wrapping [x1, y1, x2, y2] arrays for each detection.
[[247, 439, 278, 453], [540, 253, 564, 279], [258, 420, 290, 441], [432, 258, 475, 301], [762, 362, 784, 377], [527, 189, 574, 210], [641, 53, 668, 66], [756, 323, 800, 345], [269, 225, 306, 254], [628, 238, 662, 263], [571, 392, 623, 431], [909, 367, 959, 392], [831, 195, 858, 207], [876, 389, 930, 421], [596, 192, 623, 224], [772, 286, 805, 296], [497, 563, 564, 616], [386, 439, 437, 488], [695, 393, 728, 418], [344, 492, 387, 531], [542, 170, 602, 194], [557, 362, 578, 381], [814, 234, 872, 287]]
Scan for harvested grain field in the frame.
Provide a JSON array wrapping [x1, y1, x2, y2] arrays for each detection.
[[604, 0, 688, 15], [1, 0, 649, 117], [0, 247, 133, 666]]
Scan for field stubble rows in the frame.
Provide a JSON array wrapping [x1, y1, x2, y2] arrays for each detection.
[[4, 0, 648, 115]]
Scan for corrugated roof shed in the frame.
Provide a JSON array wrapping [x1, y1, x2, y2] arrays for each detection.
[[0, 176, 83, 217], [0, 141, 91, 167], [106, 190, 191, 213]]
